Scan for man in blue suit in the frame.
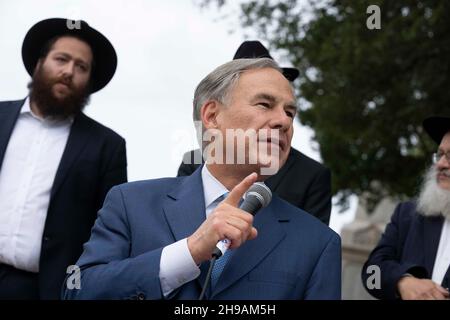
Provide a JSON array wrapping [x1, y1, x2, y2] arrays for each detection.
[[0, 18, 127, 299], [64, 58, 341, 300], [362, 116, 450, 300]]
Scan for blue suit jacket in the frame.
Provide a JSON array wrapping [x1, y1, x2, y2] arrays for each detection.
[[0, 99, 127, 299], [362, 201, 450, 299], [64, 167, 341, 300]]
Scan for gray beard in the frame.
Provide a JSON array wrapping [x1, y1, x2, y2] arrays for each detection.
[[416, 166, 450, 218]]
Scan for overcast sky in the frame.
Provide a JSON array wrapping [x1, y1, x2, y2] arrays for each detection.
[[0, 0, 356, 232]]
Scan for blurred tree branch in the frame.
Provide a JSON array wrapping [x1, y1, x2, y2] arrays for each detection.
[[196, 0, 450, 212]]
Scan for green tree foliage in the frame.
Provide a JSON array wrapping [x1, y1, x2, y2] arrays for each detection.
[[199, 0, 450, 211]]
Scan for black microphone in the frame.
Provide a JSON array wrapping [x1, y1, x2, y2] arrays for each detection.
[[212, 182, 272, 258]]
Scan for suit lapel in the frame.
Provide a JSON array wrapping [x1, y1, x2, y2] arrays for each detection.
[[162, 167, 209, 293], [423, 215, 444, 274], [163, 167, 206, 240], [51, 113, 91, 198], [211, 198, 287, 297], [0, 100, 24, 168]]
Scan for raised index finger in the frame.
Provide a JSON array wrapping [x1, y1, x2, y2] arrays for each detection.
[[223, 172, 258, 207]]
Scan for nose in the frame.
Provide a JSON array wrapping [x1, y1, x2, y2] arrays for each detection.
[[437, 153, 450, 170], [268, 106, 292, 132], [61, 61, 75, 78]]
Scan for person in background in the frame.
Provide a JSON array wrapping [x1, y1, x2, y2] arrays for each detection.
[[0, 18, 127, 299], [362, 115, 450, 300]]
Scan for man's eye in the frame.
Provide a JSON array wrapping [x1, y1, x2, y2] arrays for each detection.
[[77, 65, 87, 72], [286, 111, 295, 118], [258, 102, 270, 108], [56, 57, 66, 62]]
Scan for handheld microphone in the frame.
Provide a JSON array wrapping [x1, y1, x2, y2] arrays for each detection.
[[212, 182, 272, 258]]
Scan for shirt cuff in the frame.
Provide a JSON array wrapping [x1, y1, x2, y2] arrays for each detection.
[[159, 238, 201, 297]]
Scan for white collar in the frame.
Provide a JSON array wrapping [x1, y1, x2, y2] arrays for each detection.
[[201, 165, 229, 209], [20, 97, 33, 115]]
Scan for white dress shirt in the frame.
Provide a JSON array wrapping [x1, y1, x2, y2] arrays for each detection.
[[0, 98, 72, 272], [432, 218, 450, 286], [159, 165, 229, 297]]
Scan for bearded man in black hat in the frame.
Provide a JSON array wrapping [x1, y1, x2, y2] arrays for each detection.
[[362, 116, 450, 300], [177, 41, 332, 225], [0, 18, 127, 299]]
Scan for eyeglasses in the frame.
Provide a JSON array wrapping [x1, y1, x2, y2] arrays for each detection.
[[432, 150, 450, 164]]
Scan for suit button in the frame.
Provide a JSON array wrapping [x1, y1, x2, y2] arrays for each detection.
[[137, 293, 145, 300], [43, 236, 50, 241]]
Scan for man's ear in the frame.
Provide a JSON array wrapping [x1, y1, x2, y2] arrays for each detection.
[[200, 100, 221, 129]]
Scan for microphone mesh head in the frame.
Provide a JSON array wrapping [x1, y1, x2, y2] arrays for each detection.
[[245, 182, 272, 208]]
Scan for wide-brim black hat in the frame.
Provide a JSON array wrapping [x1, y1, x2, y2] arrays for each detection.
[[233, 40, 299, 82], [423, 116, 450, 144], [22, 18, 117, 93]]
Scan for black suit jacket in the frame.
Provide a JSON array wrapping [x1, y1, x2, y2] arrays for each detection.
[[177, 147, 332, 225], [361, 201, 450, 300], [0, 99, 127, 299]]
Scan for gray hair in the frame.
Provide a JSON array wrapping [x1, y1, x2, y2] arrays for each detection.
[[192, 58, 283, 122], [416, 165, 450, 218]]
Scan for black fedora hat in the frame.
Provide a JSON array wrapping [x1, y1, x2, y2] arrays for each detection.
[[22, 18, 117, 93], [423, 116, 450, 144], [233, 40, 299, 81]]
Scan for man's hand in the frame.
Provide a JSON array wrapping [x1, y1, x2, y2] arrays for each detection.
[[397, 276, 450, 300], [187, 172, 258, 265]]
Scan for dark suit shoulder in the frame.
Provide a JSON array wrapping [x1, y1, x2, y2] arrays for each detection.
[[0, 99, 25, 110], [177, 149, 202, 176], [289, 148, 328, 174], [77, 113, 125, 142], [390, 201, 420, 223], [115, 176, 186, 197], [395, 200, 417, 213]]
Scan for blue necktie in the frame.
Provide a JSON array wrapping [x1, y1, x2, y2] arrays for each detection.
[[211, 248, 233, 289]]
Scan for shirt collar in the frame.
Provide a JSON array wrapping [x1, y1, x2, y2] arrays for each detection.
[[20, 97, 46, 122], [201, 165, 229, 209], [20, 97, 32, 115]]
